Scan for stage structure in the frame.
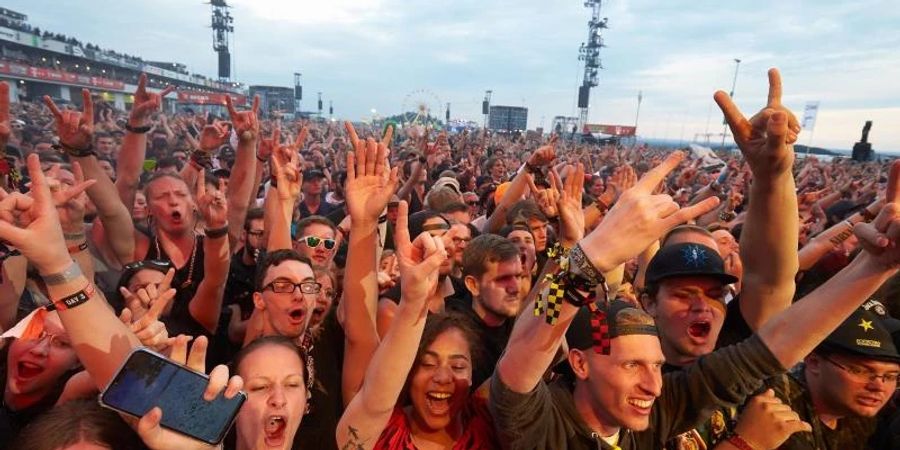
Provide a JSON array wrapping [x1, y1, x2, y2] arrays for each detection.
[[577, 0, 606, 128], [209, 0, 234, 80]]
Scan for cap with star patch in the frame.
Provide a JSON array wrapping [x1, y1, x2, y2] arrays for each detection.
[[819, 306, 900, 363], [645, 242, 739, 287]]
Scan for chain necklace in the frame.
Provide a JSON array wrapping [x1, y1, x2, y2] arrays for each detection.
[[154, 233, 198, 289]]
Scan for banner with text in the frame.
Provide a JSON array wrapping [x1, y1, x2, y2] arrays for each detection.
[[583, 124, 637, 136], [802, 101, 820, 130], [176, 91, 247, 106]]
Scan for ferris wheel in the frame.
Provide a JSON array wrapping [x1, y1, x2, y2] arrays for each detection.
[[400, 89, 442, 126]]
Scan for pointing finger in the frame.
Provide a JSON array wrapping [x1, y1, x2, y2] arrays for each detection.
[[251, 95, 260, 114], [344, 121, 360, 150], [394, 200, 411, 251], [635, 151, 684, 193], [664, 196, 720, 229], [225, 95, 238, 118], [767, 68, 783, 108], [43, 95, 63, 120], [81, 89, 93, 122], [887, 160, 900, 204], [381, 123, 394, 148]]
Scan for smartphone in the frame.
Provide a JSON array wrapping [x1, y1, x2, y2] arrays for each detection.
[[99, 347, 246, 445]]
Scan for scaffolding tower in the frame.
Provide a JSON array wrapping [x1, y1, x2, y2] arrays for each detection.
[[577, 0, 607, 129]]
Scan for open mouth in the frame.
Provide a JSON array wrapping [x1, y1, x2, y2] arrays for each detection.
[[627, 398, 654, 412], [170, 211, 183, 222], [312, 307, 326, 321], [17, 361, 44, 379], [688, 321, 711, 339], [424, 391, 454, 416], [264, 415, 286, 447], [288, 308, 307, 324]]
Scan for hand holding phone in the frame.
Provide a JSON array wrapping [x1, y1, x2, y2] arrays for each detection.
[[100, 336, 245, 448]]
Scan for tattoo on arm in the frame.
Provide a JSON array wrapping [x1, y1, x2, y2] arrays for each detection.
[[342, 425, 368, 450]]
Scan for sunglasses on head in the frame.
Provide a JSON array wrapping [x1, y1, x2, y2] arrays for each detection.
[[299, 235, 336, 250]]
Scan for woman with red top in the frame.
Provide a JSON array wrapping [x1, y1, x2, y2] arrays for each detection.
[[336, 202, 498, 450]]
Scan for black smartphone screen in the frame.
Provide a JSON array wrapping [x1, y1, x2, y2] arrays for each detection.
[[100, 348, 245, 445]]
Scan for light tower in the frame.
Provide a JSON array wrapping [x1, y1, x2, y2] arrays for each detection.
[[577, 0, 607, 130], [482, 90, 492, 129], [209, 0, 234, 81]]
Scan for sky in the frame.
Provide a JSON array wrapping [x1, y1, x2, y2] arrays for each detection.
[[6, 0, 900, 151]]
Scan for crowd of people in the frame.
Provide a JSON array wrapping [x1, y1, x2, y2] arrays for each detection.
[[0, 67, 897, 450]]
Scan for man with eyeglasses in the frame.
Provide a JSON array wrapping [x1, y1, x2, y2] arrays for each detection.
[[249, 249, 320, 345], [764, 301, 900, 449], [293, 215, 338, 269]]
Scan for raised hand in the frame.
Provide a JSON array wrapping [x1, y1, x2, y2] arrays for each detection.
[[854, 160, 900, 269], [732, 389, 811, 449], [136, 336, 243, 450], [130, 73, 176, 128], [44, 161, 96, 233], [528, 172, 559, 218], [554, 164, 585, 247], [581, 151, 721, 273], [394, 201, 447, 313], [198, 121, 230, 152], [270, 127, 304, 203], [527, 135, 558, 167], [0, 82, 9, 150], [0, 154, 70, 275], [714, 68, 800, 176], [119, 271, 176, 352], [344, 121, 400, 226], [119, 268, 176, 321], [196, 171, 228, 229], [225, 95, 260, 144], [44, 89, 94, 150], [598, 164, 637, 207]]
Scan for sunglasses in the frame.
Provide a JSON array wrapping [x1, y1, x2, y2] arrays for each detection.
[[298, 236, 336, 250], [466, 201, 479, 206]]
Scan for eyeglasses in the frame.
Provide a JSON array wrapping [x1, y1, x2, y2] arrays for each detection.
[[321, 289, 336, 300], [246, 230, 264, 237], [25, 330, 71, 350], [264, 280, 322, 295], [298, 236, 336, 250], [466, 201, 479, 206], [822, 354, 900, 384]]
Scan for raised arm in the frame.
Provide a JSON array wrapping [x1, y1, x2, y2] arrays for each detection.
[[117, 75, 175, 215], [188, 172, 231, 334], [44, 90, 136, 265], [759, 161, 900, 368], [0, 155, 140, 387], [340, 122, 399, 405], [224, 95, 261, 249], [483, 136, 557, 234], [798, 198, 882, 271], [336, 201, 447, 450], [714, 68, 800, 330], [497, 152, 721, 393], [265, 128, 304, 251]]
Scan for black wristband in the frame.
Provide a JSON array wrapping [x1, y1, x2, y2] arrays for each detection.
[[124, 123, 152, 134], [205, 224, 230, 239], [53, 142, 95, 158]]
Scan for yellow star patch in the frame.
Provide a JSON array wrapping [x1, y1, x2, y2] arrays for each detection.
[[859, 319, 874, 332]]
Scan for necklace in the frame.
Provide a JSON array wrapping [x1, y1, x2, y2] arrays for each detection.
[[154, 233, 198, 289]]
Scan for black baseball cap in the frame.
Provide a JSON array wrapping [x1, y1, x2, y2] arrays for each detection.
[[645, 243, 739, 286], [302, 168, 326, 180], [819, 305, 900, 363], [554, 300, 659, 376]]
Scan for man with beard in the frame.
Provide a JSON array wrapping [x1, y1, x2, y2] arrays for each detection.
[[447, 233, 522, 389], [225, 207, 266, 345]]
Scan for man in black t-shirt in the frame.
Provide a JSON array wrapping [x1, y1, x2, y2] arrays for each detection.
[[446, 233, 522, 389], [224, 208, 266, 342]]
